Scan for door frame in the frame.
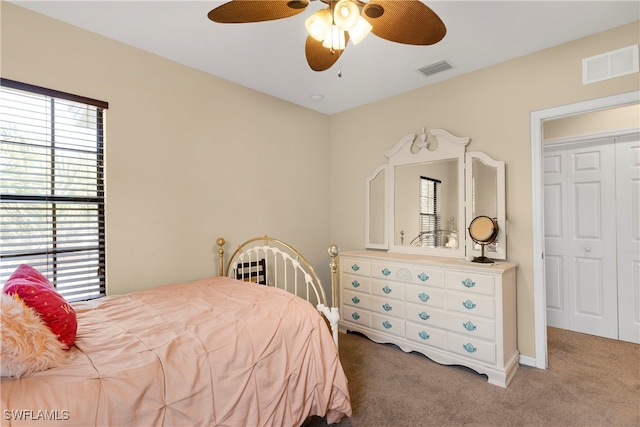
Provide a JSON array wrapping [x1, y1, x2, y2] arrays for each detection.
[[530, 90, 640, 369]]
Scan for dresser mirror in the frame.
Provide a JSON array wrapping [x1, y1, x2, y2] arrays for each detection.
[[365, 128, 507, 260], [394, 159, 459, 249]]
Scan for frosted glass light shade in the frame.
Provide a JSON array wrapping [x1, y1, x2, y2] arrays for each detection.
[[334, 0, 360, 31], [322, 26, 346, 50], [305, 9, 332, 42], [349, 16, 373, 45]]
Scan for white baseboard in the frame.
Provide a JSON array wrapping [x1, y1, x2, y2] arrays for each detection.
[[519, 354, 538, 368]]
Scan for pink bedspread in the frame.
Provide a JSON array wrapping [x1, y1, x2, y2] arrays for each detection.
[[1, 277, 351, 426]]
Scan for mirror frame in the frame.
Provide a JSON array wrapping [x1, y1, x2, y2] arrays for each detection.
[[372, 129, 469, 257], [365, 164, 389, 249], [365, 129, 507, 260], [465, 151, 506, 260]]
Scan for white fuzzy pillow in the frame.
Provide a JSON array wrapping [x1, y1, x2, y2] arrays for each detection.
[[1, 293, 69, 378]]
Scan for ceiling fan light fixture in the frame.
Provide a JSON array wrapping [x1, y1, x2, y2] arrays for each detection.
[[305, 9, 332, 42], [334, 0, 360, 31], [207, 0, 447, 72], [348, 16, 373, 45], [322, 25, 346, 50]]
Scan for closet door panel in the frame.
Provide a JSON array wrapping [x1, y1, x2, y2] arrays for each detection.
[[544, 140, 618, 340], [544, 147, 570, 328], [566, 141, 617, 339], [616, 135, 640, 344]]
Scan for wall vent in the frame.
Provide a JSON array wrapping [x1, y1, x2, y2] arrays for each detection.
[[417, 60, 454, 77], [582, 44, 639, 85]]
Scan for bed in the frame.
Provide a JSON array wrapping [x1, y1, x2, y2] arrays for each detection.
[[0, 236, 351, 426]]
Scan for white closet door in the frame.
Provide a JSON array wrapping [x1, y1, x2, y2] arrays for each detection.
[[615, 135, 640, 344], [544, 140, 618, 339], [544, 146, 570, 329]]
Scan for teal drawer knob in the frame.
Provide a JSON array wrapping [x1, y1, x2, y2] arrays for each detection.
[[352, 312, 360, 320], [382, 320, 392, 329], [418, 292, 430, 302], [462, 299, 477, 310], [462, 278, 476, 288], [463, 321, 477, 331], [418, 331, 430, 340], [418, 272, 429, 281], [382, 285, 392, 294], [418, 311, 430, 320], [351, 264, 360, 272], [463, 343, 477, 353], [352, 296, 360, 304], [382, 268, 391, 276], [382, 303, 392, 311], [351, 280, 360, 288]]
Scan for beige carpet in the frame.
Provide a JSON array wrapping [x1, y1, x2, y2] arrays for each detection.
[[305, 327, 639, 427]]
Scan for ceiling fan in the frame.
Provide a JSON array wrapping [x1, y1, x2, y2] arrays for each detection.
[[207, 0, 446, 72]]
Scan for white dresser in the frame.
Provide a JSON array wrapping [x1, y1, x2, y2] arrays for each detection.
[[339, 250, 519, 387]]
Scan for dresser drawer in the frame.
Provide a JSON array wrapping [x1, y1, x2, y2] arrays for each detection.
[[405, 322, 447, 350], [446, 293, 495, 319], [371, 278, 405, 300], [446, 271, 495, 296], [404, 284, 446, 308], [404, 303, 448, 329], [343, 273, 372, 293], [341, 306, 372, 327], [448, 333, 496, 365], [344, 290, 405, 318], [371, 313, 405, 338], [444, 313, 496, 341], [406, 303, 496, 341], [371, 262, 445, 288], [342, 258, 370, 277]]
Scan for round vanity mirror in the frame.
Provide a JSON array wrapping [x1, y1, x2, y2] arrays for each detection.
[[468, 216, 498, 263]]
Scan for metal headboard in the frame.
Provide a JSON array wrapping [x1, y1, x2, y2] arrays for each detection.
[[216, 236, 340, 346]]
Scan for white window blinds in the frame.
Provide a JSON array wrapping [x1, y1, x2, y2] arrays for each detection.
[[419, 176, 441, 247], [1, 79, 108, 302]]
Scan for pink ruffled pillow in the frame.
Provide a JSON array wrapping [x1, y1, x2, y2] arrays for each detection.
[[0, 293, 69, 377], [3, 264, 77, 348]]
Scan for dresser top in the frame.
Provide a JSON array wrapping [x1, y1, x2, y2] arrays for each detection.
[[340, 250, 518, 273]]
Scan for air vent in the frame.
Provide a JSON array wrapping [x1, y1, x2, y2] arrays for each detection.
[[582, 44, 639, 85], [417, 60, 454, 77]]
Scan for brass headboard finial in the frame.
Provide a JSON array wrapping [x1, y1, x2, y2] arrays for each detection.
[[217, 237, 226, 276], [328, 244, 340, 307], [328, 244, 340, 259]]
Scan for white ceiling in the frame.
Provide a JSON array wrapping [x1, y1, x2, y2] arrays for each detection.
[[9, 1, 640, 115]]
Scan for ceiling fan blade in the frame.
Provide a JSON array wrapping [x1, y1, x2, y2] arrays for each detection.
[[363, 0, 446, 45], [305, 35, 349, 72], [208, 0, 309, 23]]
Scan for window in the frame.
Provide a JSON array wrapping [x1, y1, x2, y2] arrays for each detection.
[[419, 176, 441, 247], [0, 79, 108, 302]]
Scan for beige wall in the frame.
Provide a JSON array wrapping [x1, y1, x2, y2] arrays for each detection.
[[544, 104, 640, 140], [3, 2, 639, 359], [328, 22, 639, 358], [1, 3, 332, 295]]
